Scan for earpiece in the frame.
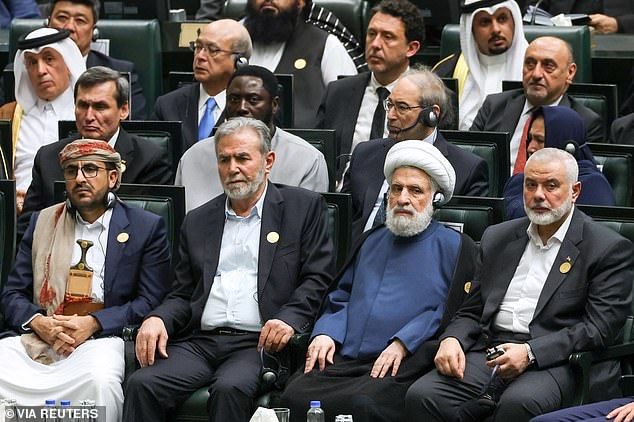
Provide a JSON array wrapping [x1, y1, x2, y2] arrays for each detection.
[[65, 191, 117, 215], [432, 191, 445, 208], [260, 349, 289, 389], [234, 54, 249, 70], [418, 105, 439, 128], [564, 140, 579, 156]]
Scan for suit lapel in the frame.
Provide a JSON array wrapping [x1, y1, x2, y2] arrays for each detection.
[[257, 184, 283, 295], [532, 209, 584, 320], [362, 138, 395, 222], [184, 84, 201, 150], [502, 92, 526, 134], [201, 198, 226, 301], [114, 129, 134, 181], [341, 73, 372, 155], [104, 203, 130, 302]]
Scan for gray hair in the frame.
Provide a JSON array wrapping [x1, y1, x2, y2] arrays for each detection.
[[526, 147, 578, 184], [74, 66, 129, 108], [231, 33, 253, 60], [401, 66, 450, 125], [214, 117, 271, 154]]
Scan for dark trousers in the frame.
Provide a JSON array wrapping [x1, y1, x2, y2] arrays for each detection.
[[530, 397, 634, 422], [405, 350, 570, 422], [123, 331, 261, 422]]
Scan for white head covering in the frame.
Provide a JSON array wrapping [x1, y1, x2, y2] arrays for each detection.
[[459, 0, 528, 129], [384, 140, 456, 206], [14, 27, 86, 111]]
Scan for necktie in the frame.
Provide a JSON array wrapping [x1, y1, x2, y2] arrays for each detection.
[[369, 87, 390, 140], [372, 192, 388, 228], [198, 97, 216, 140], [513, 113, 533, 175]]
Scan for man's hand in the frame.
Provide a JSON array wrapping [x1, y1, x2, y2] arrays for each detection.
[[485, 343, 530, 379], [589, 14, 619, 34], [258, 319, 294, 353], [29, 315, 73, 346], [51, 314, 101, 356], [434, 337, 466, 379], [370, 339, 407, 378], [135, 316, 169, 367], [607, 401, 634, 422], [304, 335, 335, 373]]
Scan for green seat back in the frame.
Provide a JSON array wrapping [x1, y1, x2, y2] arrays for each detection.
[[441, 130, 510, 197], [10, 19, 163, 118], [588, 143, 634, 207], [285, 128, 336, 192], [434, 195, 505, 243], [439, 24, 592, 82]]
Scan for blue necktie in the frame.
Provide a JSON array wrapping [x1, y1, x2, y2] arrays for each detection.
[[198, 97, 216, 140]]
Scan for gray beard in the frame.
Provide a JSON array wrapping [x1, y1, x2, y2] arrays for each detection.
[[524, 195, 573, 226], [385, 200, 434, 237], [223, 167, 265, 200]]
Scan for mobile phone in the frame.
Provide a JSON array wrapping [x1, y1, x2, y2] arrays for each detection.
[[486, 346, 504, 361]]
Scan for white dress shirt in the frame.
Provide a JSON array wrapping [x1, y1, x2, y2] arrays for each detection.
[[493, 208, 574, 334], [200, 184, 268, 332]]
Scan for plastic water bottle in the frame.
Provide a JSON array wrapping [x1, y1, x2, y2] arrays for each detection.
[[335, 416, 353, 422], [78, 400, 96, 422], [60, 400, 72, 422], [0, 399, 17, 422], [306, 401, 325, 422], [44, 399, 56, 422]]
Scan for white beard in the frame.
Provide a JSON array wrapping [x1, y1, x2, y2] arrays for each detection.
[[385, 200, 434, 237]]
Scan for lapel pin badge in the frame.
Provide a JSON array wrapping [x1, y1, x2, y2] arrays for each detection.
[[464, 281, 472, 294], [120, 160, 127, 174], [117, 232, 129, 243], [294, 58, 307, 70], [266, 231, 279, 244], [559, 256, 572, 274]]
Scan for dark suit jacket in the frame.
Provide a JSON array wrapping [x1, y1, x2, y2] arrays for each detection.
[[471, 88, 604, 142], [1, 201, 171, 337], [610, 112, 634, 144], [152, 83, 200, 153], [341, 134, 489, 243], [18, 128, 172, 239], [536, 0, 634, 33], [442, 209, 633, 400], [316, 72, 371, 176], [86, 50, 147, 120], [150, 183, 335, 339]]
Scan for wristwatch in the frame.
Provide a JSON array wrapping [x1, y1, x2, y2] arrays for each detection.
[[525, 343, 536, 365]]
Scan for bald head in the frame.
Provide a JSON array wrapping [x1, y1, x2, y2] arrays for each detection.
[[192, 19, 253, 95], [522, 36, 576, 106]]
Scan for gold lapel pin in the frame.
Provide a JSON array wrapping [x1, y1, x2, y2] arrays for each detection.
[[121, 160, 127, 174], [559, 256, 572, 274], [464, 281, 472, 294], [294, 58, 307, 70], [117, 232, 129, 243], [266, 231, 279, 244]]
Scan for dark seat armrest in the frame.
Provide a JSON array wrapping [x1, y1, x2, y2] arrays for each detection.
[[619, 375, 634, 396]]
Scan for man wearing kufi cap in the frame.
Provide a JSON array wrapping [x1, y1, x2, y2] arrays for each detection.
[[280, 140, 478, 422], [0, 27, 85, 212], [0, 138, 170, 422], [406, 148, 633, 421], [433, 0, 528, 130]]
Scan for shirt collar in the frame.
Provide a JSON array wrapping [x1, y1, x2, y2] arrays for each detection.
[[369, 69, 407, 91], [524, 95, 564, 112], [527, 205, 575, 248], [224, 181, 268, 220], [198, 85, 226, 113], [108, 127, 120, 147], [75, 206, 113, 230], [35, 87, 74, 115]]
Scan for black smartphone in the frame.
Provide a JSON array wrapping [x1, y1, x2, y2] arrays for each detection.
[[486, 346, 504, 361]]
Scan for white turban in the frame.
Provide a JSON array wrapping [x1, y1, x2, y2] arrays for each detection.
[[14, 27, 86, 111], [384, 140, 456, 206]]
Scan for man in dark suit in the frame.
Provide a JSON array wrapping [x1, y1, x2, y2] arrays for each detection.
[[0, 139, 170, 422], [152, 19, 252, 152], [529, 0, 634, 33], [471, 36, 604, 172], [343, 68, 488, 243], [123, 117, 335, 422], [610, 112, 634, 144], [46, 0, 147, 119], [19, 66, 171, 240], [405, 147, 633, 422], [316, 0, 424, 181]]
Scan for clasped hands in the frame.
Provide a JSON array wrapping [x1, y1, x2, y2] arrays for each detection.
[[434, 337, 530, 380], [304, 335, 408, 378], [29, 313, 101, 357], [134, 317, 295, 368]]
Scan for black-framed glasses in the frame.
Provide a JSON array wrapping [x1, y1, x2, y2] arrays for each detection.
[[189, 41, 238, 58], [383, 99, 425, 114], [63, 164, 108, 180]]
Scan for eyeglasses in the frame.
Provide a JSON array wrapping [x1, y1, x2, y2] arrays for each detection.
[[63, 164, 108, 180], [383, 99, 425, 115], [189, 41, 238, 58]]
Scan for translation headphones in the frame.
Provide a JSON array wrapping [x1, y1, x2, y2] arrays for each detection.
[[260, 348, 289, 390], [66, 191, 116, 215], [563, 140, 579, 156], [234, 53, 249, 71], [44, 18, 100, 42], [418, 105, 439, 128], [432, 191, 445, 209]]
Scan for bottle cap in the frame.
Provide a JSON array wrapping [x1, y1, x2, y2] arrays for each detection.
[[310, 401, 321, 407], [60, 400, 71, 406], [45, 400, 56, 406]]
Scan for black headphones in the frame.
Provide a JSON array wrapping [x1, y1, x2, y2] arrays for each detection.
[[418, 105, 439, 128], [234, 53, 249, 71], [260, 348, 289, 389], [432, 191, 445, 208], [66, 191, 116, 215], [44, 18, 100, 42]]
